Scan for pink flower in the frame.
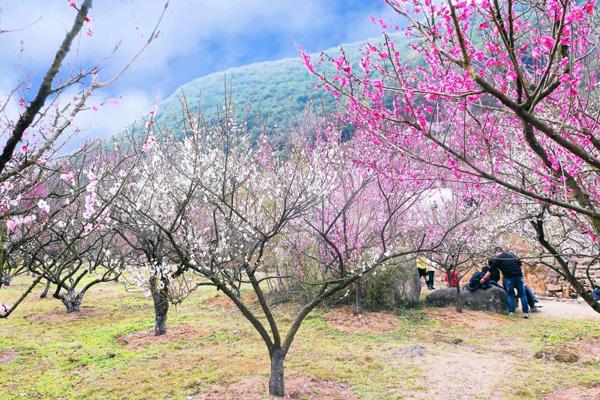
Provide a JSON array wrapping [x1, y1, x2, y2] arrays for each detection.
[[60, 172, 75, 185], [567, 6, 585, 23], [472, 51, 485, 62], [299, 49, 315, 74], [560, 74, 571, 84], [485, 42, 500, 53], [6, 218, 18, 232], [142, 136, 157, 154], [584, 0, 596, 14], [541, 35, 555, 53]]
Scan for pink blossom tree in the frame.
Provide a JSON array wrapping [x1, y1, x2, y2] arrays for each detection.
[[303, 0, 600, 312], [125, 103, 472, 396], [0, 1, 167, 316], [1, 140, 142, 316]]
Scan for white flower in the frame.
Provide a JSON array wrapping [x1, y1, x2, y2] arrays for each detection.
[[37, 199, 50, 214]]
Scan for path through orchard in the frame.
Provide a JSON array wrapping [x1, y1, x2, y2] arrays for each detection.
[[536, 298, 600, 321], [401, 305, 600, 400]]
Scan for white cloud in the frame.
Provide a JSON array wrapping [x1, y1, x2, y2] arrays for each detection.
[[0, 0, 388, 151], [0, 0, 338, 81], [60, 89, 154, 153]]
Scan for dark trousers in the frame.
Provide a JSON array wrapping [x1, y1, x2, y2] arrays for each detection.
[[427, 271, 435, 288], [525, 286, 537, 308], [509, 285, 537, 308], [503, 276, 529, 313]]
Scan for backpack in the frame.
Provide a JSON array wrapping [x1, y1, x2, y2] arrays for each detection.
[[593, 287, 600, 302]]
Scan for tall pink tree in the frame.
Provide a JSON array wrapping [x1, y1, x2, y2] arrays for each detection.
[[303, 0, 600, 312]]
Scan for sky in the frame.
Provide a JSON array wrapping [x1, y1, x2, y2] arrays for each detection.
[[0, 0, 392, 149]]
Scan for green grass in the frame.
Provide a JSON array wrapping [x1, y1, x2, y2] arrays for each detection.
[[1, 277, 599, 399]]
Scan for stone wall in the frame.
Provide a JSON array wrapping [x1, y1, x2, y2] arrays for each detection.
[[499, 234, 599, 299], [521, 261, 600, 299], [540, 258, 600, 298], [426, 286, 508, 313]]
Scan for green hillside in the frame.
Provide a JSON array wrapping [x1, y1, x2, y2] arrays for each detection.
[[138, 34, 414, 142]]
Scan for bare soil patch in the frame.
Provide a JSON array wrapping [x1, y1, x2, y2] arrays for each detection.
[[0, 349, 21, 364], [323, 306, 399, 334], [578, 337, 600, 362], [25, 306, 105, 323], [426, 307, 509, 330], [117, 324, 212, 349], [204, 294, 257, 309], [535, 337, 600, 364], [189, 374, 357, 400], [414, 347, 516, 400], [544, 386, 600, 400]]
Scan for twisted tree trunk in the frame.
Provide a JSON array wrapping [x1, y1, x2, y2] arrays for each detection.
[[61, 288, 82, 313], [150, 276, 169, 336]]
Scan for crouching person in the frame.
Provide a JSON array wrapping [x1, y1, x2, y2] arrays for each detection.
[[480, 247, 530, 318]]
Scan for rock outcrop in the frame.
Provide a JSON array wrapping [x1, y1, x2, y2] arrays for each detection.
[[426, 286, 508, 313]]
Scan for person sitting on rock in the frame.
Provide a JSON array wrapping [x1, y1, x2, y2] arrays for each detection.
[[481, 265, 540, 311], [480, 246, 530, 318], [466, 266, 501, 291]]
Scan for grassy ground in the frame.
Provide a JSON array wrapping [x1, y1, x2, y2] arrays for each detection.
[[0, 277, 599, 400]]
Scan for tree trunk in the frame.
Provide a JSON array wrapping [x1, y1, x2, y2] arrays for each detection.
[[61, 289, 82, 313], [394, 267, 421, 306], [40, 279, 51, 299], [150, 277, 169, 336], [455, 284, 463, 313], [269, 347, 286, 397], [355, 280, 364, 314]]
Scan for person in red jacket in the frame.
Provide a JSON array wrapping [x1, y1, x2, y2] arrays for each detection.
[[443, 270, 460, 288]]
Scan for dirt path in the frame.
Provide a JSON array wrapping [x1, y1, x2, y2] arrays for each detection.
[[536, 298, 600, 320], [412, 347, 515, 400]]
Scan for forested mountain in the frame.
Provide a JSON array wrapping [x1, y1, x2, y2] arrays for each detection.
[[145, 34, 413, 141]]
